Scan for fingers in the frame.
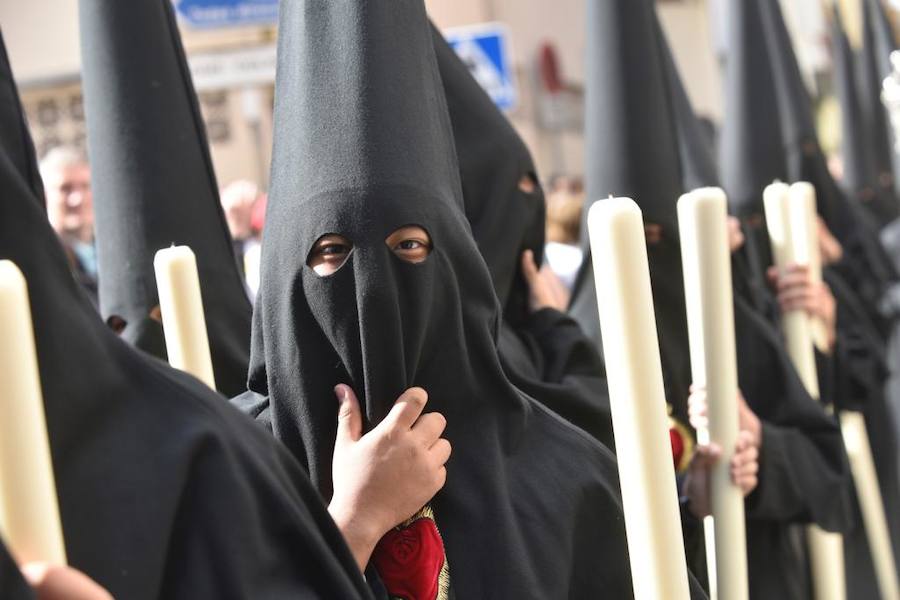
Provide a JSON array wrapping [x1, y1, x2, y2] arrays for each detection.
[[692, 443, 722, 470], [429, 437, 452, 467], [21, 563, 114, 600], [520, 250, 539, 284], [412, 411, 447, 446], [731, 437, 759, 493], [334, 384, 363, 445], [383, 387, 428, 430]]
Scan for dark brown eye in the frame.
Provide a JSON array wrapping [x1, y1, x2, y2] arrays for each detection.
[[308, 233, 353, 276], [385, 225, 432, 264]]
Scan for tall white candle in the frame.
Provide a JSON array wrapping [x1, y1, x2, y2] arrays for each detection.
[[763, 182, 845, 600], [678, 187, 749, 600], [840, 412, 900, 600], [789, 183, 829, 352], [0, 261, 66, 565], [587, 197, 691, 600], [153, 246, 216, 390]]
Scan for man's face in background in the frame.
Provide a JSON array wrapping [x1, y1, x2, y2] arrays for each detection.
[[44, 162, 93, 242]]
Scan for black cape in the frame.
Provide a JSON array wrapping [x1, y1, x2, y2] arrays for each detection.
[[233, 0, 697, 596], [0, 540, 31, 600], [0, 28, 369, 600], [80, 0, 252, 397], [432, 27, 613, 449]]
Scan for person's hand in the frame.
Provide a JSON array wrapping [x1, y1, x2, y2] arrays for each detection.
[[683, 431, 760, 518], [328, 384, 451, 571], [20, 563, 113, 600], [817, 217, 843, 265], [767, 264, 837, 350], [727, 217, 745, 253], [521, 250, 569, 312], [688, 386, 762, 451]]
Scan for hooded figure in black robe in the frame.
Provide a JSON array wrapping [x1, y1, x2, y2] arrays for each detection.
[[832, 5, 900, 228], [432, 27, 613, 449], [80, 0, 252, 397], [232, 0, 704, 596], [0, 29, 370, 600], [662, 14, 853, 597], [568, 0, 694, 434]]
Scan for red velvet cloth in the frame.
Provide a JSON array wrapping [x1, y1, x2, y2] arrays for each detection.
[[372, 513, 446, 600], [670, 426, 685, 471]]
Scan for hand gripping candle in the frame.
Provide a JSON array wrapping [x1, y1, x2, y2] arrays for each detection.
[[153, 246, 217, 390], [0, 261, 66, 565], [678, 188, 749, 600], [587, 197, 691, 600], [763, 181, 845, 600]]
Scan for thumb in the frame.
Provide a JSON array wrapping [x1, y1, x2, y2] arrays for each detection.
[[521, 250, 539, 283], [335, 384, 363, 445]]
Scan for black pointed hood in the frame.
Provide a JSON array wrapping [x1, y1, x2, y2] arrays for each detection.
[[860, 0, 900, 204], [432, 26, 545, 328], [833, 4, 900, 226], [571, 0, 690, 398], [657, 20, 719, 192], [246, 1, 634, 596], [80, 0, 252, 396], [718, 0, 787, 220], [0, 26, 374, 599]]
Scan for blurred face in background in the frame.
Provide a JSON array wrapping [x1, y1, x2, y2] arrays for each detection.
[[43, 159, 93, 242], [220, 180, 259, 241]]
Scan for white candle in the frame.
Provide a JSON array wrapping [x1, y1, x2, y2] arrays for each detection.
[[0, 261, 66, 565], [587, 197, 691, 600], [153, 246, 216, 390], [789, 183, 829, 352], [678, 187, 749, 600], [763, 182, 846, 600], [840, 412, 900, 600]]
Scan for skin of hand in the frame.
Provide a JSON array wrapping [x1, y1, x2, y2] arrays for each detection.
[[727, 216, 746, 253], [683, 431, 760, 519], [766, 264, 837, 351], [688, 386, 762, 451], [521, 249, 570, 312], [20, 563, 113, 600], [817, 217, 843, 266], [328, 384, 451, 572]]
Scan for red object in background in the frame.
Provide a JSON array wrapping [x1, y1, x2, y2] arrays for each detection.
[[373, 513, 447, 600], [670, 427, 685, 472], [539, 42, 564, 94], [250, 193, 267, 234]]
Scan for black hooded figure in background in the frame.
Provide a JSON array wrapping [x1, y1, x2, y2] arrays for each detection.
[[0, 25, 372, 600], [80, 0, 252, 397], [665, 10, 853, 598], [232, 0, 710, 597], [432, 27, 613, 449]]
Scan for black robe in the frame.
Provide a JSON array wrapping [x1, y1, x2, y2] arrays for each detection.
[[432, 28, 613, 449], [0, 541, 31, 600], [234, 1, 705, 596], [0, 28, 370, 600]]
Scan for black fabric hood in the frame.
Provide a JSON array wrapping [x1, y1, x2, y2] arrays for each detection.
[[0, 28, 371, 599], [433, 26, 545, 327], [245, 1, 639, 596], [860, 0, 900, 208], [80, 0, 252, 396], [570, 0, 693, 417], [833, 4, 900, 226]]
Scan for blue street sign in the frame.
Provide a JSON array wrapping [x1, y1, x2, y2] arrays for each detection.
[[445, 23, 518, 111], [173, 0, 278, 29]]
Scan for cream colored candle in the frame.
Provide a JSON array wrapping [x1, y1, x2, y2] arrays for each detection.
[[587, 197, 691, 600], [840, 412, 900, 600], [789, 182, 829, 352], [763, 182, 845, 600], [0, 261, 66, 565], [153, 246, 216, 390], [678, 187, 748, 600]]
